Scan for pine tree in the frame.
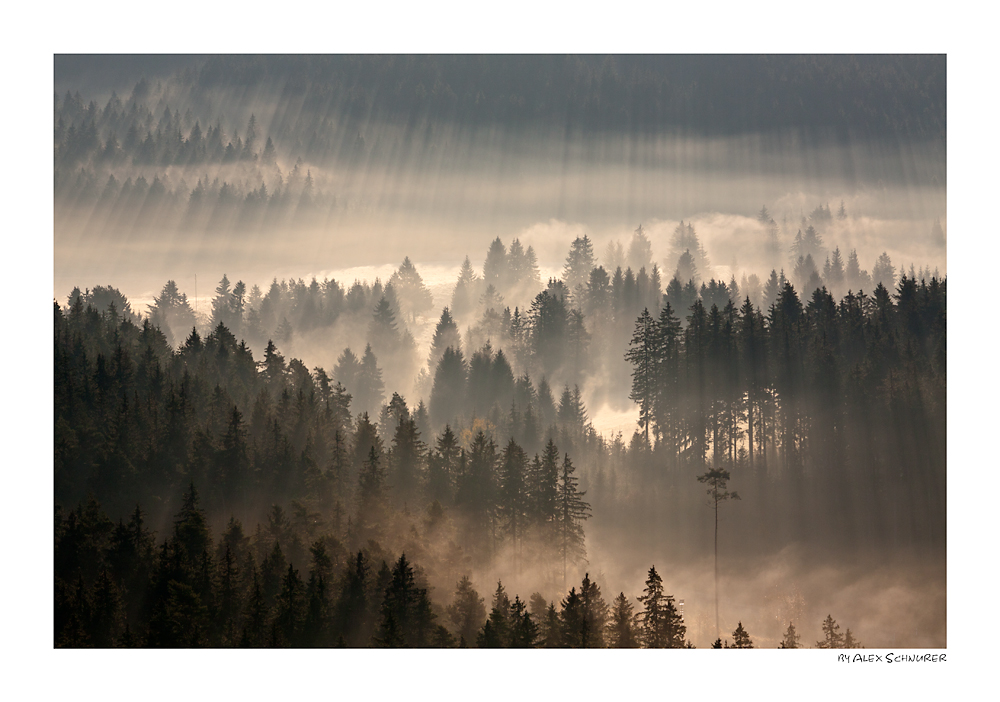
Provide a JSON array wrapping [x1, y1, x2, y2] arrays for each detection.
[[843, 628, 861, 649], [89, 567, 124, 647], [334, 347, 360, 396], [357, 445, 387, 534], [578, 572, 609, 648], [607, 592, 640, 648], [446, 575, 486, 644], [333, 551, 371, 647], [732, 621, 753, 648], [275, 563, 304, 646], [483, 237, 508, 292], [451, 256, 481, 318], [529, 439, 559, 533], [563, 235, 595, 295], [426, 425, 459, 503], [627, 224, 653, 272], [430, 346, 467, 428], [673, 251, 698, 288], [173, 482, 212, 571], [390, 415, 425, 506], [558, 586, 583, 648], [626, 308, 659, 443], [376, 554, 434, 647], [428, 307, 462, 371], [779, 621, 801, 649], [261, 339, 286, 390], [696, 467, 740, 640], [454, 432, 499, 562], [637, 565, 685, 648], [555, 453, 590, 588], [357, 344, 385, 416], [817, 614, 844, 649], [389, 257, 434, 322], [508, 595, 538, 648], [368, 297, 400, 359], [498, 438, 529, 568], [478, 581, 512, 647], [872, 251, 896, 290]]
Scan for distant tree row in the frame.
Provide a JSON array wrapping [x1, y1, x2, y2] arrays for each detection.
[[54, 158, 336, 239], [55, 90, 275, 168]]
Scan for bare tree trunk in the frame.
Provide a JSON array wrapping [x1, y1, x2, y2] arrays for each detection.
[[714, 496, 720, 641]]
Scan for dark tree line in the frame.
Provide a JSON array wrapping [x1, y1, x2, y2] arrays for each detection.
[[54, 483, 863, 648], [624, 273, 945, 549], [54, 488, 685, 649]]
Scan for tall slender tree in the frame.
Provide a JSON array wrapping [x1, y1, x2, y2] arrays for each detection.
[[696, 467, 740, 640]]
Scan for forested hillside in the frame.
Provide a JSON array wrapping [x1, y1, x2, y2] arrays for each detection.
[[54, 238, 945, 646]]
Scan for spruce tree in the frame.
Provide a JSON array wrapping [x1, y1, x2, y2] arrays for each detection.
[[451, 256, 481, 318], [817, 614, 844, 648], [579, 572, 609, 648], [555, 453, 590, 588], [779, 621, 800, 649], [732, 621, 753, 648], [446, 575, 486, 644], [508, 595, 538, 648], [563, 235, 595, 295], [625, 307, 659, 442], [479, 581, 512, 647], [607, 591, 640, 648], [559, 586, 584, 648], [637, 565, 684, 647], [843, 628, 861, 648], [498, 438, 529, 568], [430, 346, 467, 428], [376, 554, 433, 647], [389, 257, 434, 322], [428, 307, 462, 371]]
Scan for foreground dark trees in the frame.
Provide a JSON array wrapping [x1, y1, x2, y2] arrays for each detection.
[[56, 488, 867, 648]]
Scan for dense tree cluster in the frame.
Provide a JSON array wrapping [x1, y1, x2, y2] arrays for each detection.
[[623, 272, 945, 543], [59, 488, 858, 649], [58, 214, 946, 563], [54, 291, 594, 605], [54, 487, 684, 649]]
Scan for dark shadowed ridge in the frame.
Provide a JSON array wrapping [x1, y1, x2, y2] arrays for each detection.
[[57, 54, 945, 141], [54, 54, 209, 96]]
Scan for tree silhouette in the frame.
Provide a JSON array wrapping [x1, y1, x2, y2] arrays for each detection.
[[817, 614, 844, 649], [732, 621, 753, 648], [779, 621, 800, 649], [697, 467, 740, 640]]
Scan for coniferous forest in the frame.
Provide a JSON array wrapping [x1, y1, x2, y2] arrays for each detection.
[[52, 54, 947, 650]]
